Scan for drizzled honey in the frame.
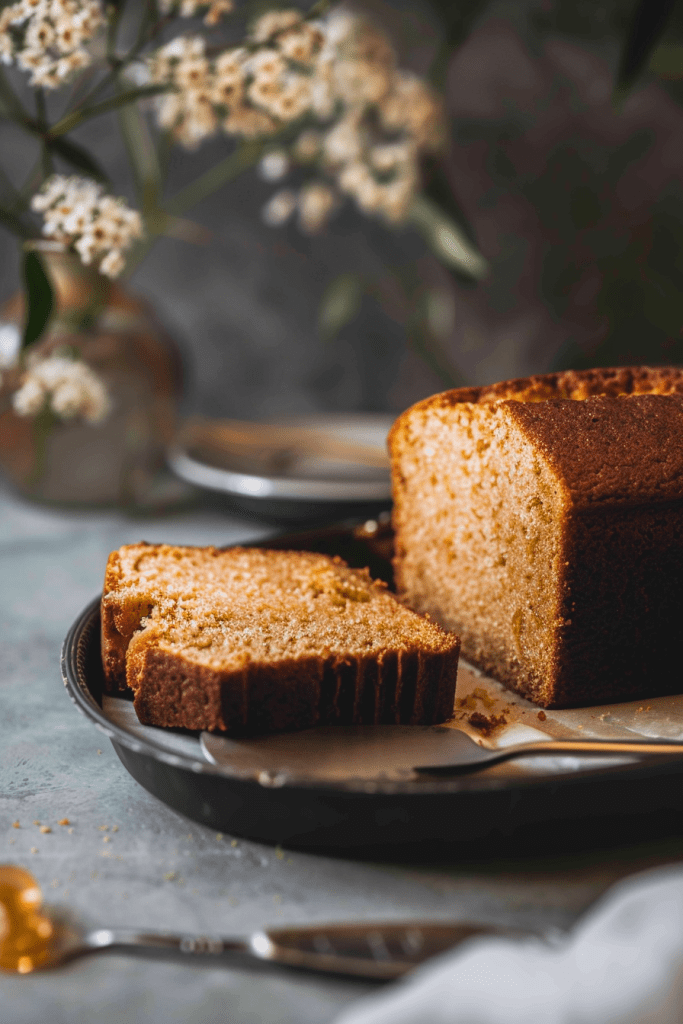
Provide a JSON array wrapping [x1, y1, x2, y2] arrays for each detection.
[[0, 866, 54, 973]]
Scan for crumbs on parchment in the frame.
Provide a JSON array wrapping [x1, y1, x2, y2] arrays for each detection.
[[467, 711, 507, 737]]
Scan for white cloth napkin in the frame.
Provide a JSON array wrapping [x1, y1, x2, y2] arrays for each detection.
[[333, 865, 683, 1024]]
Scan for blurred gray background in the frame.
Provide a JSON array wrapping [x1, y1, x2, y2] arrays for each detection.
[[3, 0, 683, 420]]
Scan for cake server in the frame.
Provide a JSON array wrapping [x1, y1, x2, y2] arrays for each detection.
[[18, 914, 523, 979], [200, 725, 683, 780]]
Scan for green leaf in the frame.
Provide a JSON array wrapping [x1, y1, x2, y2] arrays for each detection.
[[21, 249, 54, 351], [421, 156, 483, 250], [615, 0, 677, 103], [48, 136, 111, 185], [318, 273, 363, 341], [409, 193, 489, 281]]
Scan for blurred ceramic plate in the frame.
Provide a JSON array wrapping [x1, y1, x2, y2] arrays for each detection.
[[167, 413, 394, 502]]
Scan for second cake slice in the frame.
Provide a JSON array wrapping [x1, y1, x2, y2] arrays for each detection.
[[102, 544, 460, 734]]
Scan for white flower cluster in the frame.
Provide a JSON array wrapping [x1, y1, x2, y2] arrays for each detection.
[[31, 175, 143, 278], [13, 353, 111, 423], [158, 0, 234, 26], [0, 0, 103, 89], [147, 10, 326, 149], [264, 8, 443, 229], [148, 6, 443, 229]]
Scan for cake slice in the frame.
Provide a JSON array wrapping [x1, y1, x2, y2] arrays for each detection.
[[389, 366, 683, 708], [101, 544, 459, 733]]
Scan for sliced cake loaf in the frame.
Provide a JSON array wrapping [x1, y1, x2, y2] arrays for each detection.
[[389, 366, 683, 708], [101, 544, 460, 733]]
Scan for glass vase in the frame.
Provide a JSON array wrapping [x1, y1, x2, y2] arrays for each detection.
[[0, 243, 183, 507]]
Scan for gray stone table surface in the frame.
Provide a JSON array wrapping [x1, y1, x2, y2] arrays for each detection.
[[2, 481, 683, 1024]]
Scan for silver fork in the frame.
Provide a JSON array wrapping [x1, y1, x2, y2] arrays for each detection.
[[200, 725, 683, 780]]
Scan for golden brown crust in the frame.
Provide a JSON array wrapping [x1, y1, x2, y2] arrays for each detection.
[[101, 544, 460, 733], [389, 365, 683, 434], [388, 365, 683, 467], [128, 646, 457, 732], [506, 393, 683, 507]]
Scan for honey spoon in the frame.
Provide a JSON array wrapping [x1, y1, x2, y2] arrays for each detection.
[[40, 917, 535, 979], [0, 864, 525, 980]]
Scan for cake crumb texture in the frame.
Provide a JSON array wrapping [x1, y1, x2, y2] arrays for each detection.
[[390, 365, 683, 708], [101, 545, 460, 733]]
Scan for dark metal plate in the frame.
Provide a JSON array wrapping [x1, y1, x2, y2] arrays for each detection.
[[60, 521, 683, 856]]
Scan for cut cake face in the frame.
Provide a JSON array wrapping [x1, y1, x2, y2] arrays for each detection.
[[101, 545, 459, 733], [389, 367, 683, 708]]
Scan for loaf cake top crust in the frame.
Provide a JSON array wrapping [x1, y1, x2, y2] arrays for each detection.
[[401, 366, 683, 411], [102, 544, 458, 682], [390, 366, 683, 509]]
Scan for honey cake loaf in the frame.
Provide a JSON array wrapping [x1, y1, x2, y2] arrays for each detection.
[[389, 366, 683, 708], [101, 544, 459, 733]]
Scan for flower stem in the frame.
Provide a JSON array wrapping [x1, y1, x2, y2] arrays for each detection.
[[48, 85, 169, 139], [117, 99, 161, 211], [0, 67, 32, 125], [408, 318, 465, 389], [76, 8, 171, 111], [106, 2, 123, 63], [35, 90, 54, 179], [165, 141, 266, 217]]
